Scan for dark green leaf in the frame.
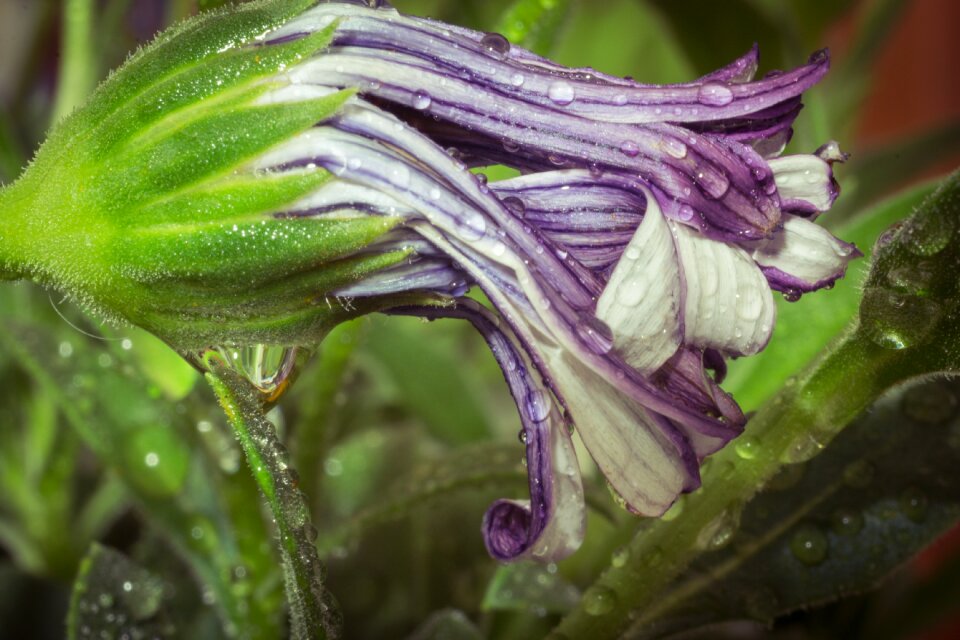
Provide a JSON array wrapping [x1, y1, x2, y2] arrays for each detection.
[[67, 544, 174, 640], [622, 377, 960, 637]]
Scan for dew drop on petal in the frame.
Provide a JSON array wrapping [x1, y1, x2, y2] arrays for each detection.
[[613, 94, 628, 106], [619, 140, 640, 157], [412, 90, 432, 110], [697, 83, 734, 106], [502, 196, 526, 218], [480, 32, 511, 58], [676, 204, 695, 221], [547, 81, 575, 105], [510, 73, 525, 87], [525, 388, 551, 422], [663, 138, 688, 159], [575, 312, 614, 355]]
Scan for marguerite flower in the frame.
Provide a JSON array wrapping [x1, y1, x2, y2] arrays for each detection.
[[0, 0, 858, 562]]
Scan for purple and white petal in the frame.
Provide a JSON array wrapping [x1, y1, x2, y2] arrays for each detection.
[[767, 153, 841, 215], [596, 187, 682, 374], [750, 213, 862, 293], [669, 220, 776, 357], [388, 300, 585, 562]]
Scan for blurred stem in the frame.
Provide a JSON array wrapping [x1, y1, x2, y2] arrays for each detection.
[[551, 331, 945, 639], [293, 320, 362, 500], [53, 0, 97, 123], [205, 353, 336, 640]]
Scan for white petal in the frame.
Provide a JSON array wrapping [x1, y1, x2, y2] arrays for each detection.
[[670, 222, 775, 356], [596, 191, 682, 373], [544, 342, 689, 515], [751, 214, 859, 289], [767, 154, 835, 212]]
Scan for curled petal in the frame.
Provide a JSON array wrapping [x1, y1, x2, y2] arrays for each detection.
[[751, 213, 862, 293], [389, 300, 585, 562], [670, 220, 776, 357], [596, 187, 682, 374], [768, 152, 842, 215]]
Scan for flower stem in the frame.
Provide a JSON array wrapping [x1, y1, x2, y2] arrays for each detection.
[[205, 352, 339, 640], [53, 0, 97, 123]]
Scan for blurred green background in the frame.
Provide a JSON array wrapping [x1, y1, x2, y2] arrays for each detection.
[[0, 1, 958, 639]]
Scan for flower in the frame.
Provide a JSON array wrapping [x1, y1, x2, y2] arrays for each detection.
[[0, 0, 859, 562]]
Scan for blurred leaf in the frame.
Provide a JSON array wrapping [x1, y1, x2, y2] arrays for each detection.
[[646, 0, 788, 74], [0, 118, 26, 182], [318, 442, 526, 554], [724, 177, 941, 410], [624, 377, 960, 637], [408, 609, 484, 640], [482, 562, 580, 614], [742, 0, 856, 46], [832, 124, 960, 223], [553, 0, 694, 83], [0, 285, 283, 639], [124, 328, 199, 401], [840, 0, 910, 80], [364, 317, 493, 445], [494, 0, 572, 56], [67, 543, 174, 640]]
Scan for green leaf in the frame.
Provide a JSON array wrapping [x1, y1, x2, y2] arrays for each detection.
[[724, 178, 941, 410], [317, 442, 526, 554], [618, 377, 960, 637], [0, 285, 284, 639], [67, 543, 174, 640], [494, 0, 572, 57]]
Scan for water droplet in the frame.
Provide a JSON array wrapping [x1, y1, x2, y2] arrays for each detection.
[[887, 262, 935, 296], [526, 388, 551, 422], [902, 381, 959, 424], [613, 94, 628, 105], [734, 436, 760, 460], [831, 508, 864, 536], [412, 90, 432, 110], [510, 73, 525, 87], [480, 32, 510, 58], [790, 525, 828, 566], [584, 586, 617, 616], [548, 154, 567, 166], [611, 547, 630, 568], [697, 83, 734, 106], [58, 341, 73, 358], [697, 507, 741, 550], [575, 313, 614, 355], [219, 345, 302, 398], [503, 196, 526, 218], [903, 211, 955, 256], [696, 168, 730, 199], [676, 204, 695, 221], [843, 460, 874, 488], [547, 81, 575, 105], [661, 497, 685, 521], [781, 432, 824, 464], [663, 138, 688, 159], [616, 275, 648, 307], [899, 487, 928, 522], [518, 428, 528, 444], [457, 212, 487, 241], [619, 140, 640, 157], [860, 287, 941, 350]]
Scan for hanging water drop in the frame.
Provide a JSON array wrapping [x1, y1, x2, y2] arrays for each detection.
[[583, 586, 617, 616], [734, 435, 760, 460], [412, 90, 432, 110], [525, 388, 551, 422]]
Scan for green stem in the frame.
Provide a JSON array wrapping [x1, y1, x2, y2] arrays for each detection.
[[550, 330, 927, 639], [53, 0, 97, 123], [205, 353, 337, 640]]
